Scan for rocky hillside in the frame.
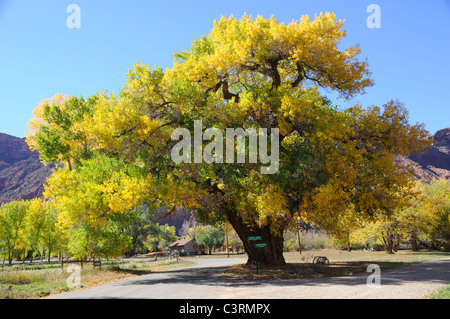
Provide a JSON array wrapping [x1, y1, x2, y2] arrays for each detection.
[[397, 128, 450, 181], [0, 133, 53, 203]]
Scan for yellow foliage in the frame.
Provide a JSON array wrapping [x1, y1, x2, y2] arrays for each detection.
[[25, 93, 71, 151]]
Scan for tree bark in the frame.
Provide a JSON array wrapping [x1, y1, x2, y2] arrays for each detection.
[[48, 237, 52, 262], [225, 208, 286, 266], [347, 230, 351, 252], [382, 229, 394, 254], [410, 238, 419, 252], [8, 246, 12, 265]]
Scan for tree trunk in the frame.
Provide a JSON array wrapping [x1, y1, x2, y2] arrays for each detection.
[[347, 230, 351, 252], [225, 224, 229, 258], [410, 239, 419, 252], [385, 243, 393, 254], [225, 209, 286, 266], [382, 230, 394, 254], [8, 246, 12, 265], [393, 234, 401, 252], [410, 231, 419, 252], [48, 237, 51, 262]]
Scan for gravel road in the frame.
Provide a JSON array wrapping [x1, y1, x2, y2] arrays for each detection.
[[47, 256, 450, 299], [47, 256, 246, 299], [219, 257, 450, 299]]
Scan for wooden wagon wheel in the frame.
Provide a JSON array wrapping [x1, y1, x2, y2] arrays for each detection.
[[313, 256, 329, 265]]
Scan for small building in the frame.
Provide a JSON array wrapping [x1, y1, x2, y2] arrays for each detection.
[[169, 238, 198, 256]]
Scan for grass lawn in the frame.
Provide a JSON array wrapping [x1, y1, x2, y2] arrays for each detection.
[[0, 257, 195, 299], [423, 285, 450, 299], [222, 249, 450, 280]]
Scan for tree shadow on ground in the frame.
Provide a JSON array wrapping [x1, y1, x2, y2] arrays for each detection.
[[117, 257, 450, 288], [221, 261, 404, 280]]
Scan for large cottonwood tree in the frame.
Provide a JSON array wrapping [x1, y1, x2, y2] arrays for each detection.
[[27, 13, 431, 266]]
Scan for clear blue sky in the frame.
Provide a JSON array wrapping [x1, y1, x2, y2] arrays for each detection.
[[0, 0, 449, 138]]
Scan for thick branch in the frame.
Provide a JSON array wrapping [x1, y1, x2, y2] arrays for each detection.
[[291, 63, 305, 88], [206, 81, 223, 94], [222, 79, 240, 103], [269, 60, 281, 89]]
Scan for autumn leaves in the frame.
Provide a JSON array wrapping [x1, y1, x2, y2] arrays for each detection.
[[24, 13, 431, 265]]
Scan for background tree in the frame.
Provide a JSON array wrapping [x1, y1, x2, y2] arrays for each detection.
[[0, 201, 29, 264], [227, 229, 244, 253], [196, 225, 225, 255], [395, 181, 436, 251], [23, 198, 46, 262], [144, 223, 177, 252], [180, 216, 201, 241], [352, 180, 450, 252], [26, 94, 98, 169], [412, 179, 450, 251], [123, 204, 156, 256], [352, 212, 407, 254], [317, 204, 361, 252], [43, 155, 149, 260]]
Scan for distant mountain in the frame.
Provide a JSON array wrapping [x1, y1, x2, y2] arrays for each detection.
[[0, 133, 53, 204], [0, 128, 448, 205], [397, 128, 450, 181]]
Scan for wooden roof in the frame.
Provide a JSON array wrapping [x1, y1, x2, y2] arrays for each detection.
[[169, 238, 195, 248]]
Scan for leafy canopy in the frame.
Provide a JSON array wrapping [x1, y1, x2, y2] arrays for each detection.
[[26, 13, 431, 244]]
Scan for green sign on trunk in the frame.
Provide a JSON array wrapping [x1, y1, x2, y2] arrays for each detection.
[[248, 236, 262, 241], [255, 243, 267, 248]]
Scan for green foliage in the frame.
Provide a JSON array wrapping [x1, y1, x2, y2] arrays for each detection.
[[0, 201, 30, 263], [123, 204, 157, 255], [0, 199, 63, 263], [144, 223, 178, 252], [196, 225, 225, 254], [27, 94, 97, 167]]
